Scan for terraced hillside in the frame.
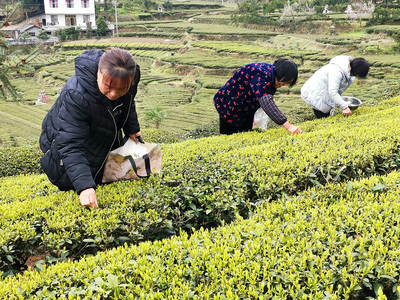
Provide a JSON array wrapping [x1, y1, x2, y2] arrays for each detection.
[[2, 6, 400, 148]]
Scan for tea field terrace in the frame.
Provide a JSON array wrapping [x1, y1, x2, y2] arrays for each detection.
[[1, 95, 400, 298]]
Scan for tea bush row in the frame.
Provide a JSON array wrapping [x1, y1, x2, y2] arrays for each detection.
[[118, 20, 184, 26], [0, 128, 187, 178], [365, 25, 400, 36], [118, 31, 184, 39], [160, 96, 400, 200], [148, 22, 277, 37], [162, 50, 253, 69], [58, 42, 183, 52], [191, 41, 318, 58], [0, 146, 42, 177], [1, 170, 400, 298], [315, 37, 364, 46], [139, 74, 182, 85], [29, 56, 67, 71], [2, 97, 400, 275], [59, 49, 172, 61], [0, 103, 46, 127]]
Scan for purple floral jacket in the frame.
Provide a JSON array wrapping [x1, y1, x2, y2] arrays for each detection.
[[213, 62, 287, 126]]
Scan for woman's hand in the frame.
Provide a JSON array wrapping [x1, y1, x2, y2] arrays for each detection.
[[79, 188, 98, 207], [283, 121, 303, 135], [129, 132, 143, 143], [343, 107, 352, 116]]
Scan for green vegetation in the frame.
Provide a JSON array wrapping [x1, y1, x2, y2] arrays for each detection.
[[2, 96, 400, 297], [144, 103, 170, 129], [2, 0, 400, 297], [0, 3, 40, 100], [96, 16, 109, 36]]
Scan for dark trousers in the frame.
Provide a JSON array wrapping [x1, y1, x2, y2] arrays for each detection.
[[219, 116, 253, 135], [313, 109, 330, 119]]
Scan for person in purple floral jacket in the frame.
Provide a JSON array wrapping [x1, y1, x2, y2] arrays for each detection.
[[214, 58, 302, 135]]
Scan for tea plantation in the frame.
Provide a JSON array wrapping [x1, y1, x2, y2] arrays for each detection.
[[1, 94, 400, 298], [2, 1, 400, 298]]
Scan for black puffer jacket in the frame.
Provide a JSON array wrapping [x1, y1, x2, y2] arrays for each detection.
[[39, 49, 141, 194]]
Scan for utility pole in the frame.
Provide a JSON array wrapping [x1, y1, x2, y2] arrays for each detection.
[[113, 1, 119, 37]]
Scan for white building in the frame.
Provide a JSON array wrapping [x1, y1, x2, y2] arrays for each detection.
[[45, 0, 96, 27], [34, 0, 97, 30]]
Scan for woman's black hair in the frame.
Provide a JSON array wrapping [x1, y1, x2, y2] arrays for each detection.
[[274, 58, 298, 87], [99, 47, 137, 89], [350, 57, 369, 77]]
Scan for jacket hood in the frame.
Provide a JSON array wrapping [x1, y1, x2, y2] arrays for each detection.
[[329, 55, 352, 80], [74, 49, 105, 97]]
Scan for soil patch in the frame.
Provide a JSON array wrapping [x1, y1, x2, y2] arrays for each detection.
[[25, 253, 48, 268]]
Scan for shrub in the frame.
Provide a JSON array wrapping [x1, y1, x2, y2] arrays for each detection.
[[37, 29, 49, 39], [85, 22, 93, 39], [2, 170, 400, 298], [96, 16, 108, 36], [0, 146, 42, 177], [186, 26, 193, 34]]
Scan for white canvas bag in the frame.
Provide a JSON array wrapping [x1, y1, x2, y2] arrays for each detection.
[[102, 139, 162, 183]]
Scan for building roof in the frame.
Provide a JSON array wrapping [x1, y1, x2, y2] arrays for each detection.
[[15, 23, 40, 32]]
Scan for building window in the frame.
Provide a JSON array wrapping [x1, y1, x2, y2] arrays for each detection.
[[29, 32, 36, 37], [50, 0, 58, 8], [82, 0, 89, 8], [65, 15, 77, 26], [66, 0, 74, 8], [83, 15, 90, 24], [51, 15, 59, 25]]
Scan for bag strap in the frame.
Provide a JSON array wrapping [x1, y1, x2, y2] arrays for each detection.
[[126, 154, 151, 178]]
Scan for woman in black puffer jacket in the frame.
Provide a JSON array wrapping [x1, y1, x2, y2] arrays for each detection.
[[40, 48, 142, 207]]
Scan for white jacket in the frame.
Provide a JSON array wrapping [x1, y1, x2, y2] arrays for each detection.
[[301, 55, 355, 113]]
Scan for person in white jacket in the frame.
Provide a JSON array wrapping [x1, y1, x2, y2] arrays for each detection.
[[301, 55, 369, 118]]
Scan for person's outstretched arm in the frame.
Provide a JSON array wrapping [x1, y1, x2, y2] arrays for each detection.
[[282, 121, 302, 135], [258, 94, 302, 135]]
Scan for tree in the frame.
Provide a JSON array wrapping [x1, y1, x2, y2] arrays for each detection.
[[347, 1, 375, 26], [186, 26, 193, 34], [392, 31, 400, 45], [85, 22, 93, 39], [263, 2, 277, 15], [0, 3, 40, 100], [142, 0, 152, 11], [237, 0, 260, 14], [18, 31, 31, 41], [163, 0, 173, 10], [58, 27, 80, 40], [279, 0, 296, 22], [103, 0, 111, 12], [279, 0, 315, 23], [21, 0, 44, 13], [145, 104, 169, 129], [96, 16, 108, 36], [37, 29, 49, 39]]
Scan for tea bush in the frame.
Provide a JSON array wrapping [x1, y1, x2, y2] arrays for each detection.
[[2, 96, 400, 278], [1, 171, 400, 298], [0, 146, 42, 177], [191, 41, 318, 58]]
